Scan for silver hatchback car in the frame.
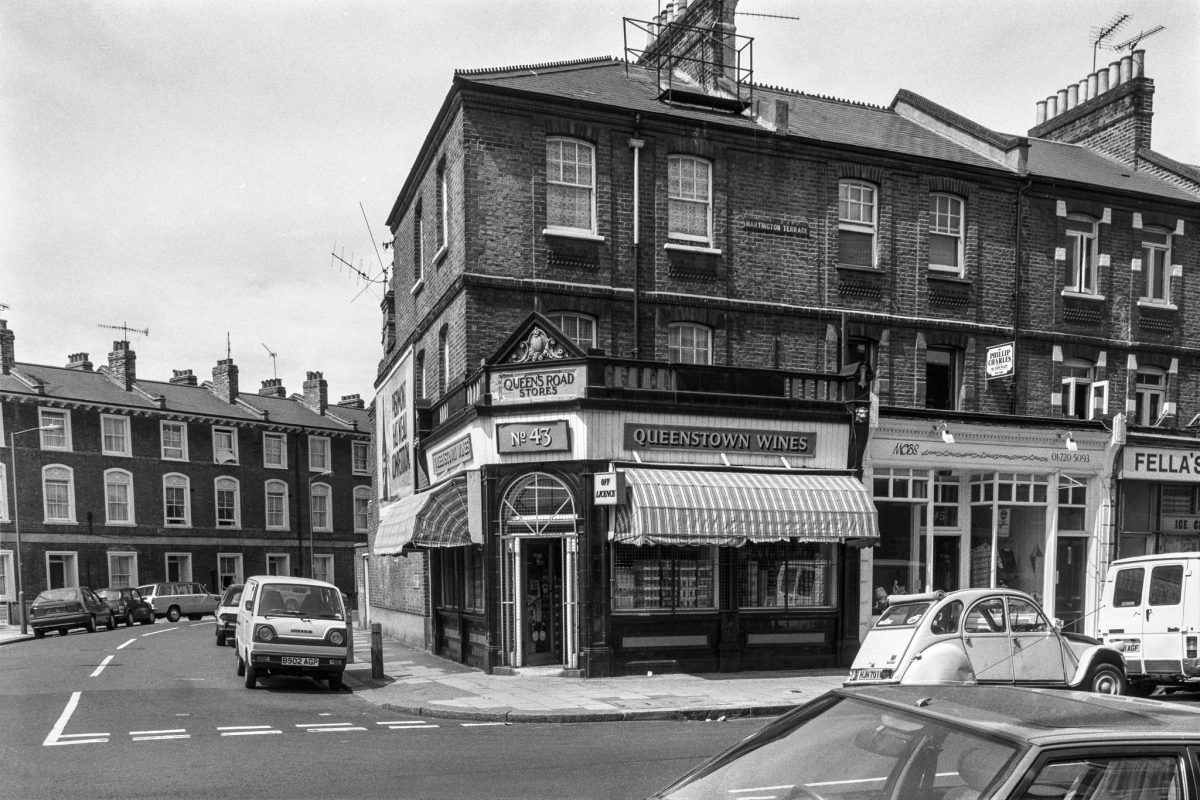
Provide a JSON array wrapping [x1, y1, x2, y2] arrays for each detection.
[[847, 588, 1129, 694]]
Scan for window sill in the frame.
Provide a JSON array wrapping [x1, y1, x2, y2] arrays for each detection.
[[1060, 289, 1106, 302], [1137, 298, 1177, 311], [45, 519, 78, 525], [106, 521, 136, 528], [265, 463, 288, 470], [410, 278, 425, 297], [542, 227, 604, 242], [835, 263, 882, 274], [665, 241, 722, 256], [102, 451, 132, 458], [927, 268, 968, 283]]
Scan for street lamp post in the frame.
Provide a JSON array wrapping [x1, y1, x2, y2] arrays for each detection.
[[307, 472, 332, 579], [8, 424, 59, 634]]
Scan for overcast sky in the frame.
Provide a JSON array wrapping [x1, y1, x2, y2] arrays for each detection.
[[3, 0, 1197, 404]]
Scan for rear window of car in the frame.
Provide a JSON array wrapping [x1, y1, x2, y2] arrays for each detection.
[[875, 601, 931, 628], [35, 588, 78, 603]]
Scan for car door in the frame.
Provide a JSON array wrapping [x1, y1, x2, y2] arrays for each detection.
[[1006, 596, 1068, 683], [962, 596, 1014, 682], [1102, 564, 1147, 674], [1141, 561, 1187, 674]]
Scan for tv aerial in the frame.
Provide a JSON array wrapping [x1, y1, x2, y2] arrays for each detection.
[[262, 343, 278, 379], [1109, 24, 1165, 53], [1090, 12, 1129, 71], [98, 322, 149, 340]]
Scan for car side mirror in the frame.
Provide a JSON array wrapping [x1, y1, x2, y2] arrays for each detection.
[[1053, 618, 1064, 630]]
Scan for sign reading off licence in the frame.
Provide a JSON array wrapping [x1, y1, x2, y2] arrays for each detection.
[[986, 342, 1014, 380]]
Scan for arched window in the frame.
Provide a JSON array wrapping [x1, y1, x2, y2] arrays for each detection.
[[548, 311, 597, 350], [838, 180, 877, 268], [668, 322, 712, 365], [500, 472, 577, 537], [265, 480, 289, 530], [311, 482, 332, 532], [163, 473, 191, 527], [215, 476, 241, 528], [353, 486, 371, 533], [104, 469, 135, 525], [43, 465, 76, 523], [546, 137, 596, 233], [668, 155, 713, 246]]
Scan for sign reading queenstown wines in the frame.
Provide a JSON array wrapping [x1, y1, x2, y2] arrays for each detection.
[[623, 423, 816, 456]]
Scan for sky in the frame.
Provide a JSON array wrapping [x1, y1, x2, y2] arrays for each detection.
[[3, 0, 1197, 404]]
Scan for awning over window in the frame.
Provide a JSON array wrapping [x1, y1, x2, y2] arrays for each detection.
[[373, 474, 479, 555], [611, 469, 878, 547]]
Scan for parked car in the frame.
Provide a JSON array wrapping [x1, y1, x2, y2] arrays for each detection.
[[29, 587, 116, 638], [137, 581, 219, 622], [1098, 551, 1200, 696], [96, 587, 155, 627], [647, 683, 1200, 800], [235, 576, 349, 691], [214, 583, 243, 646], [846, 587, 1130, 694]]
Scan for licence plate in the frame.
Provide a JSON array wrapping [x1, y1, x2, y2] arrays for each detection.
[[281, 656, 319, 667], [850, 668, 886, 681]]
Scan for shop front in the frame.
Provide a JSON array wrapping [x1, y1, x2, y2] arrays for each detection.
[[864, 416, 1118, 636], [1118, 439, 1200, 558]]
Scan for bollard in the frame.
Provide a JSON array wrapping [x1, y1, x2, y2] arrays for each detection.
[[347, 615, 354, 664], [371, 622, 384, 680]]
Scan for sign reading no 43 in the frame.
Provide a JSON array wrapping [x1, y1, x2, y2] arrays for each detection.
[[497, 420, 571, 454]]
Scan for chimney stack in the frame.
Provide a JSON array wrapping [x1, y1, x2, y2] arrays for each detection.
[[169, 369, 197, 386], [259, 378, 287, 397], [107, 340, 136, 390], [1029, 49, 1153, 169], [303, 371, 328, 413], [638, 0, 741, 91], [66, 353, 94, 371], [212, 358, 239, 403], [337, 393, 365, 409], [0, 320, 14, 375]]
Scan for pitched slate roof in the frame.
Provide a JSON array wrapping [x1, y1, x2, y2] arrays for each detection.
[[456, 58, 1007, 172], [1027, 138, 1200, 202], [1, 364, 160, 411], [239, 391, 367, 434]]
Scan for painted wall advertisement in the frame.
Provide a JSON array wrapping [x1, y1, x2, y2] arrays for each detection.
[[376, 349, 414, 500]]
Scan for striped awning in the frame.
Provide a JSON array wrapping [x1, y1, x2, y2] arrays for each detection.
[[611, 469, 878, 547], [373, 475, 474, 555]]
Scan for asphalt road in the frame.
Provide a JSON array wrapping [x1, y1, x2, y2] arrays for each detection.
[[0, 621, 756, 800]]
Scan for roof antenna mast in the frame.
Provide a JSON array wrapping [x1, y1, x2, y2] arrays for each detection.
[[1090, 12, 1129, 71], [98, 322, 150, 340], [262, 343, 278, 379]]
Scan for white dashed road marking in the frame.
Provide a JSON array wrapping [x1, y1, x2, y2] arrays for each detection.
[[89, 655, 115, 678], [297, 722, 367, 733], [116, 638, 136, 650], [131, 729, 190, 741], [377, 720, 440, 730], [218, 725, 281, 737]]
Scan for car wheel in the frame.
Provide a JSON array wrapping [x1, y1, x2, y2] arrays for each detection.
[[236, 652, 246, 676], [59, 627, 70, 636], [244, 661, 257, 689], [34, 629, 45, 639], [1088, 663, 1128, 695], [216, 631, 225, 647], [86, 615, 97, 633], [167, 607, 181, 622], [327, 673, 343, 691], [105, 613, 116, 631], [125, 612, 135, 628]]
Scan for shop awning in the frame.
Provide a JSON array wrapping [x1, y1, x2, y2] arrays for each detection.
[[611, 469, 878, 547], [373, 474, 478, 555]]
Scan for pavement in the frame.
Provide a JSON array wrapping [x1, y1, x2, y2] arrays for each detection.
[[0, 619, 846, 723]]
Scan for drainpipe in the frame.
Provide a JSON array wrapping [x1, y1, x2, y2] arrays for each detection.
[[630, 128, 644, 359], [1012, 176, 1031, 414]]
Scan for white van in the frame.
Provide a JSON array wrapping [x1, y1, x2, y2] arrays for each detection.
[[1097, 552, 1200, 695], [234, 575, 349, 691]]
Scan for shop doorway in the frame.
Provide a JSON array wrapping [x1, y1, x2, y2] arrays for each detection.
[[932, 536, 960, 592], [521, 538, 563, 666], [1054, 537, 1088, 633]]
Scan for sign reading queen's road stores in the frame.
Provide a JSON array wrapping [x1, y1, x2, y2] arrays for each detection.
[[624, 423, 816, 456], [490, 364, 586, 406]]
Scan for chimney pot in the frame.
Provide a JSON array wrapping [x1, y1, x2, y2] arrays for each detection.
[[66, 352, 93, 371], [1097, 68, 1109, 94], [1078, 79, 1089, 104], [211, 358, 239, 403], [1056, 88, 1069, 112], [0, 319, 14, 375], [1067, 84, 1078, 109], [170, 368, 197, 386], [1131, 49, 1144, 78], [1109, 61, 1121, 88], [1119, 54, 1132, 83], [259, 378, 287, 397], [107, 340, 136, 390], [1046, 95, 1058, 119], [1035, 99, 1047, 125], [1087, 72, 1098, 100], [303, 371, 328, 413]]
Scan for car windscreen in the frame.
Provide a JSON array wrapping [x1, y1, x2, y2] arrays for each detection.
[[221, 587, 243, 605], [874, 601, 932, 628], [34, 588, 78, 603], [254, 585, 343, 619], [652, 696, 1020, 800]]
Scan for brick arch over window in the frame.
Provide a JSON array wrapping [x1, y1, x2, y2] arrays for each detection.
[[926, 176, 974, 197], [834, 163, 886, 184]]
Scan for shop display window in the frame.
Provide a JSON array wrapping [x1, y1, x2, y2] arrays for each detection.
[[439, 546, 485, 613], [611, 545, 717, 612], [735, 542, 835, 609]]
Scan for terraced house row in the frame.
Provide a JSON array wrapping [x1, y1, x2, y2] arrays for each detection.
[[360, 0, 1200, 677], [0, 328, 370, 624]]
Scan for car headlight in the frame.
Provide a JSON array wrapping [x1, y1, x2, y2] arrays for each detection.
[[253, 624, 276, 643], [327, 629, 346, 647]]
